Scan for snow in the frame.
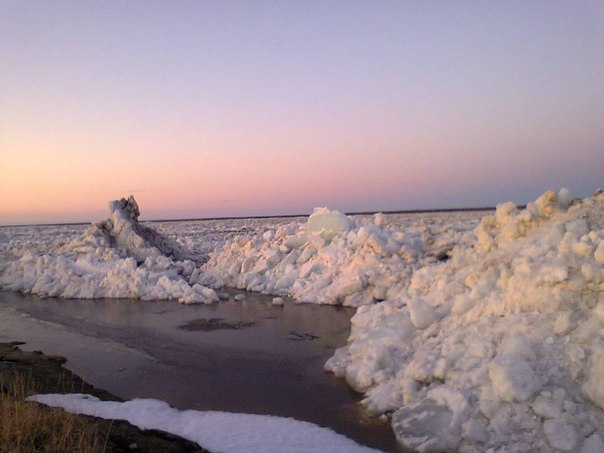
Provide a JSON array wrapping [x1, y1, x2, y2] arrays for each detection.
[[27, 394, 383, 453], [3, 188, 604, 451]]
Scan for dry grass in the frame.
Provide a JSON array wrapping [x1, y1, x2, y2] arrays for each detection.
[[0, 372, 103, 453]]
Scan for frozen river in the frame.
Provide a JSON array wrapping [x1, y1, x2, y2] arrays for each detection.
[[0, 289, 401, 452], [3, 189, 603, 451]]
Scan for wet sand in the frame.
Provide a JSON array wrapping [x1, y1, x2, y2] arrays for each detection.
[[0, 290, 402, 452]]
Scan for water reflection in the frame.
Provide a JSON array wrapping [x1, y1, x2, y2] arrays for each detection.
[[0, 290, 402, 452]]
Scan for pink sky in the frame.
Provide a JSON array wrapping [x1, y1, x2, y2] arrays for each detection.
[[1, 1, 603, 225]]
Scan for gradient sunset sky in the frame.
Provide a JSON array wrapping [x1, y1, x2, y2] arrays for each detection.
[[1, 1, 603, 225]]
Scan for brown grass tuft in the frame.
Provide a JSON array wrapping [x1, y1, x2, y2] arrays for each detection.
[[0, 372, 103, 453]]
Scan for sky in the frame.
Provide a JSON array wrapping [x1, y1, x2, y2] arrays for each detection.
[[1, 1, 603, 225]]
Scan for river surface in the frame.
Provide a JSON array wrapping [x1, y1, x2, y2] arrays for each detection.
[[0, 290, 402, 452]]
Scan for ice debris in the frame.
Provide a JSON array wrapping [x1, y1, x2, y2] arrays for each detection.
[[196, 207, 473, 306]]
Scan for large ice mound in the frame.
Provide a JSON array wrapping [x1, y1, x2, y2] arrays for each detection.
[[0, 196, 218, 303], [196, 208, 474, 306], [325, 189, 604, 452], [94, 196, 189, 262]]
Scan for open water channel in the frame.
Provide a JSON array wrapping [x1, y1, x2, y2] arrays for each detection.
[[0, 289, 402, 452]]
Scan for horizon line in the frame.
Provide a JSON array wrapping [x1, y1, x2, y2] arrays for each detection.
[[0, 205, 500, 228]]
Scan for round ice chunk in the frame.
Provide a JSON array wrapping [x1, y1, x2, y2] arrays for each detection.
[[408, 299, 436, 330], [272, 297, 285, 306], [558, 188, 572, 209], [306, 208, 352, 242], [451, 294, 473, 316], [531, 393, 562, 419], [543, 419, 579, 451], [499, 335, 536, 361], [489, 355, 540, 402]]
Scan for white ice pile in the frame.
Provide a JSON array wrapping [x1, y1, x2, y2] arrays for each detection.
[[196, 208, 476, 306], [28, 394, 383, 453], [325, 189, 604, 452], [0, 196, 218, 303]]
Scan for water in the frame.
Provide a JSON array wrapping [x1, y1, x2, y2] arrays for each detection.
[[0, 290, 402, 452]]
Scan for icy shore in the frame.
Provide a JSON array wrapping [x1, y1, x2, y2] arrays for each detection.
[[2, 189, 604, 451]]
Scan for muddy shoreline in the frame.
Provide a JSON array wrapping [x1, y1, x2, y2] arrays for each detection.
[[0, 341, 208, 452]]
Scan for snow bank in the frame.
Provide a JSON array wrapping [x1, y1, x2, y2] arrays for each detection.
[[28, 394, 383, 453], [0, 196, 218, 303], [197, 208, 476, 306], [325, 189, 604, 452]]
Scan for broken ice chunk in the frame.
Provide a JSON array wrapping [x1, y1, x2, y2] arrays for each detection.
[[581, 433, 604, 453], [408, 298, 436, 329], [582, 347, 604, 409], [543, 419, 579, 451], [498, 334, 536, 361], [488, 354, 540, 402], [531, 393, 562, 419], [593, 241, 604, 264], [461, 418, 489, 444], [392, 386, 469, 452]]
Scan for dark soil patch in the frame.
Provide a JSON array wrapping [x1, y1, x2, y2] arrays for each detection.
[[0, 342, 208, 453]]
